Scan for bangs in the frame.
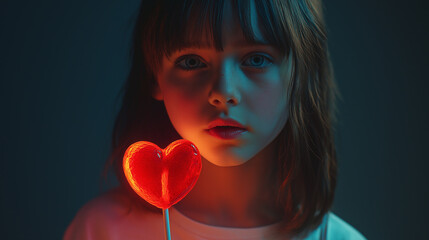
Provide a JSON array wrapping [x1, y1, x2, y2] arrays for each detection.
[[142, 0, 291, 74]]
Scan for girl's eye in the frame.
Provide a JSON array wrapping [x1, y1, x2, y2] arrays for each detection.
[[175, 55, 207, 71], [242, 54, 273, 68]]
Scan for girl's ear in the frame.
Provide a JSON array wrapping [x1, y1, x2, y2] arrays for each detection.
[[152, 84, 163, 101]]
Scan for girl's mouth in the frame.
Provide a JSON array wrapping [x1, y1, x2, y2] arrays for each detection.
[[206, 126, 247, 140]]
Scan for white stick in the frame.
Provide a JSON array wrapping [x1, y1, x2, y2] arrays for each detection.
[[162, 208, 171, 240]]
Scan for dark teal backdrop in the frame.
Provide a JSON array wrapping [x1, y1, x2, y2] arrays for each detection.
[[1, 0, 428, 239]]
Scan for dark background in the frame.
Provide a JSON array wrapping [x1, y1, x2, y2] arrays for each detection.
[[1, 0, 428, 239]]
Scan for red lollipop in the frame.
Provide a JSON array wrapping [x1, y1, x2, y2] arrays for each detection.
[[123, 139, 202, 209]]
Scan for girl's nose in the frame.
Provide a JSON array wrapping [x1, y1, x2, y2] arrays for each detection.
[[208, 61, 241, 108], [209, 94, 238, 106]]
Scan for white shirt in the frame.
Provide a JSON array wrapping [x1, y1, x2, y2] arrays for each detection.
[[64, 188, 366, 240]]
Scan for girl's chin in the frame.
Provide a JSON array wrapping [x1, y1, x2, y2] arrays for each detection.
[[202, 155, 249, 167]]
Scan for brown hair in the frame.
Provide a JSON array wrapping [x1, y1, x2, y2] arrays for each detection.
[[105, 0, 337, 236]]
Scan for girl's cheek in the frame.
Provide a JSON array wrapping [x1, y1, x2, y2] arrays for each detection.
[[162, 86, 207, 124], [252, 88, 285, 120], [247, 70, 288, 121], [163, 70, 212, 101]]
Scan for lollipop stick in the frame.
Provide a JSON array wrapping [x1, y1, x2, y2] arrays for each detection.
[[162, 208, 171, 240]]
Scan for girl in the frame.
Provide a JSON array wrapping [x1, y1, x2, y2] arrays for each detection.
[[64, 0, 366, 239]]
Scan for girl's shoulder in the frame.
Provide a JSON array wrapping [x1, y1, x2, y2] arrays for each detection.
[[63, 187, 164, 240], [325, 212, 367, 240]]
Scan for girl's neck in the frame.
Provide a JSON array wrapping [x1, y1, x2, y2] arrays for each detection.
[[175, 140, 283, 228]]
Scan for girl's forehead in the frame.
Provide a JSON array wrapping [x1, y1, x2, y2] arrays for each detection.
[[147, 0, 290, 70], [175, 0, 267, 51], [221, 0, 266, 46]]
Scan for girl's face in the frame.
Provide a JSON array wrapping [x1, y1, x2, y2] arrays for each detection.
[[154, 1, 292, 166]]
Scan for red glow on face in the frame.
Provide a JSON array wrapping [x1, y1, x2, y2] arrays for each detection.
[[123, 139, 202, 209]]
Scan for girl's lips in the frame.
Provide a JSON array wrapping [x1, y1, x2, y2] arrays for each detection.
[[207, 118, 247, 130], [206, 126, 247, 140]]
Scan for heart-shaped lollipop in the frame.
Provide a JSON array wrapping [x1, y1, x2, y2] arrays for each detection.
[[123, 139, 202, 209]]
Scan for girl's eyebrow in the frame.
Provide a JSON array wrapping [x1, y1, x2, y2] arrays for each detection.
[[178, 39, 272, 51], [231, 39, 271, 48]]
